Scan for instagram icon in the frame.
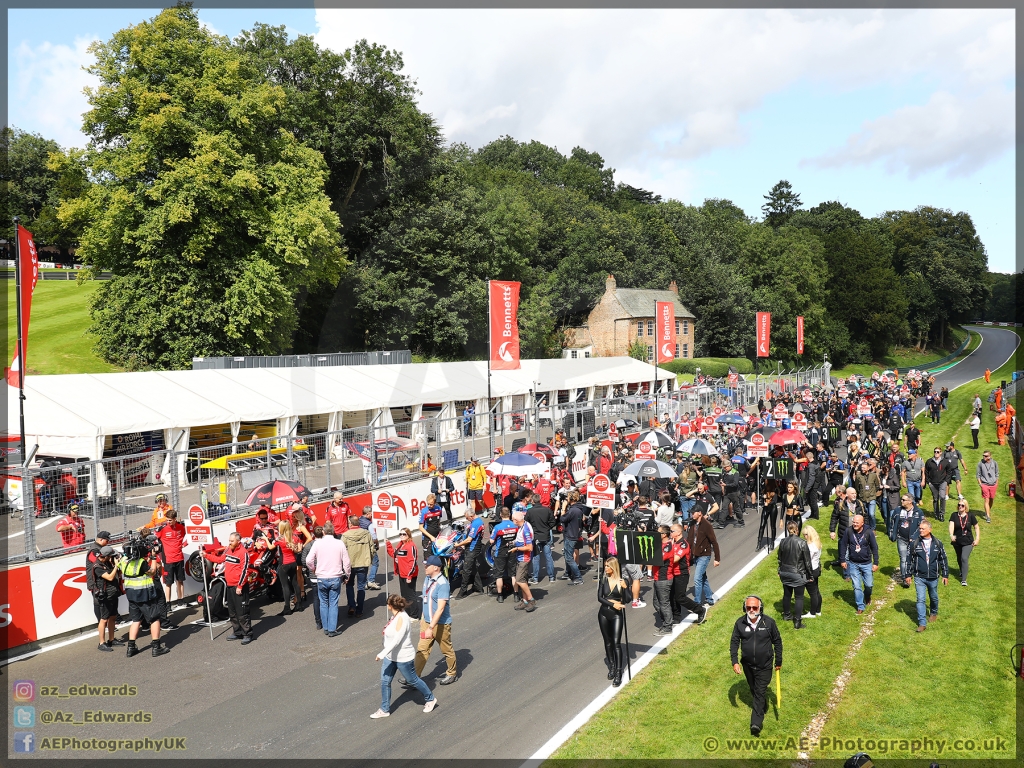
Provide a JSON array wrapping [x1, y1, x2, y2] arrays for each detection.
[[12, 680, 35, 702]]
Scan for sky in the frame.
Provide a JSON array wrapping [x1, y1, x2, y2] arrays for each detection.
[[8, 7, 1016, 272]]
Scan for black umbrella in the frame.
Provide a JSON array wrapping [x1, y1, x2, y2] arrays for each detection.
[[635, 430, 676, 449]]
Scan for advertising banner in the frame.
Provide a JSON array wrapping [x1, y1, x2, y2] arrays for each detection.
[[656, 301, 676, 364], [614, 529, 664, 566], [586, 474, 616, 509], [6, 224, 39, 387], [489, 280, 521, 371], [756, 312, 771, 357], [796, 315, 804, 355]]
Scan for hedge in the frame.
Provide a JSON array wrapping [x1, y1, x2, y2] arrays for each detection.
[[658, 357, 754, 377]]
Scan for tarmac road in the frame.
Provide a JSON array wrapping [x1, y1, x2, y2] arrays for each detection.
[[6, 326, 1017, 761]]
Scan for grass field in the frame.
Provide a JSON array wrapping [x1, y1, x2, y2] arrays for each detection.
[[552, 329, 1020, 761], [5, 280, 121, 375]]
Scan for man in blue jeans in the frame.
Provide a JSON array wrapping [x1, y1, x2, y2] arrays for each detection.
[[686, 506, 720, 606], [526, 493, 557, 583], [306, 522, 351, 637], [904, 519, 948, 631], [359, 506, 381, 589], [558, 494, 586, 585], [901, 449, 924, 504], [887, 493, 924, 587], [839, 514, 878, 614]]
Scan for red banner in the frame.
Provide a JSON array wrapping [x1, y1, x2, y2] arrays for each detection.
[[6, 225, 39, 387], [489, 280, 521, 370], [796, 315, 804, 355], [756, 312, 771, 358], [656, 300, 676, 364]]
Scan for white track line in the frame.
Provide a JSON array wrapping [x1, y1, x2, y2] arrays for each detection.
[[6, 516, 59, 540], [525, 523, 792, 763], [914, 327, 1017, 417]]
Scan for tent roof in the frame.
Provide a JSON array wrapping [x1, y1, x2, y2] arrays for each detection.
[[13, 357, 674, 439]]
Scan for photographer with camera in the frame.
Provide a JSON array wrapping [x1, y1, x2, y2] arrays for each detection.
[[90, 545, 122, 652], [118, 533, 170, 657]]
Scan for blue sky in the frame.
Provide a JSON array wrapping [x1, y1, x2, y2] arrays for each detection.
[[9, 8, 1015, 272]]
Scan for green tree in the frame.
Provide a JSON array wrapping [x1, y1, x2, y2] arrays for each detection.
[[761, 179, 802, 228], [60, 6, 345, 369]]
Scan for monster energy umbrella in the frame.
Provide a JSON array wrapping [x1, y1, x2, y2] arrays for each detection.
[[676, 438, 718, 456], [620, 459, 677, 479]]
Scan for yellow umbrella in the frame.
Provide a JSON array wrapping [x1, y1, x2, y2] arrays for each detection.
[[775, 668, 781, 709]]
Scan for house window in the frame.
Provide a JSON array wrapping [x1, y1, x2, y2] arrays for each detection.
[[674, 344, 680, 358], [647, 345, 654, 361], [571, 350, 578, 359], [647, 320, 654, 336], [682, 319, 689, 336], [637, 323, 643, 338], [675, 319, 680, 335], [682, 343, 689, 358], [585, 351, 591, 358]]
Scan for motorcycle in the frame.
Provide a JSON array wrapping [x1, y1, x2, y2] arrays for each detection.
[[431, 522, 467, 587], [187, 532, 280, 623]]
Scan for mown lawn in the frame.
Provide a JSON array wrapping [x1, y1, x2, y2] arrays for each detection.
[[5, 280, 120, 375], [551, 329, 1019, 761]]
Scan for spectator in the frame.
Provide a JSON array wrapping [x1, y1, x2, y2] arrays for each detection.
[[300, 527, 324, 630], [686, 506, 721, 607], [668, 523, 705, 627], [342, 516, 374, 618], [306, 522, 351, 637], [900, 448, 924, 504], [904, 520, 949, 632], [558, 491, 586, 585], [777, 521, 812, 629], [853, 461, 881, 530], [430, 470, 455, 523], [526, 493, 556, 584], [839, 514, 879, 615], [371, 594, 437, 718], [975, 451, 998, 523], [887, 494, 924, 585], [924, 446, 952, 522], [357, 506, 381, 590], [800, 525, 823, 619], [730, 596, 783, 737], [967, 412, 982, 450], [412, 556, 457, 686], [948, 498, 980, 586]]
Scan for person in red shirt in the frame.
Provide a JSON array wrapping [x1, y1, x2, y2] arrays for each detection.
[[258, 504, 279, 525], [155, 509, 188, 618], [203, 532, 252, 643], [596, 447, 614, 477], [57, 503, 87, 548], [651, 526, 676, 635], [537, 475, 554, 510], [386, 529, 420, 619], [325, 492, 351, 536], [252, 507, 277, 541]]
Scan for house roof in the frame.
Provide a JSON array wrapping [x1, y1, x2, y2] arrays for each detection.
[[562, 327, 594, 349], [614, 289, 694, 319]]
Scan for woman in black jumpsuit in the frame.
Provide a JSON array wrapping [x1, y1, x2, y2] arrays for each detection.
[[598, 556, 628, 687]]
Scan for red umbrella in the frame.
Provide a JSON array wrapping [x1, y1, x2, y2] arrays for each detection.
[[245, 479, 309, 507], [517, 443, 556, 458], [769, 429, 806, 446]]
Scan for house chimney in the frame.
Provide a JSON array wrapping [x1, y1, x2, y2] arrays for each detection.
[[606, 274, 617, 293], [668, 280, 678, 294]]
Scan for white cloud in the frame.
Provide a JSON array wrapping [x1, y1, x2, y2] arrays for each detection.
[[11, 37, 99, 148], [314, 8, 1014, 185], [807, 88, 1014, 178]]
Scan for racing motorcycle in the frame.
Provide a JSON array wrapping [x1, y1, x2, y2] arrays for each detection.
[[430, 522, 467, 588], [187, 531, 280, 622]]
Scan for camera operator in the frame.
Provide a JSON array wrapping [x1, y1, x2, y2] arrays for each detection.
[[90, 545, 122, 652], [154, 509, 187, 628], [118, 535, 170, 657]]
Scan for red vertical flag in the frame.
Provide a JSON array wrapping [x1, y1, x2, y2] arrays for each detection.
[[796, 315, 804, 355], [489, 280, 521, 370], [756, 312, 771, 358], [6, 225, 39, 387], [655, 301, 676, 364]]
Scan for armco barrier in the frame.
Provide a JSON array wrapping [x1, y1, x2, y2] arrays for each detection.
[[0, 435, 608, 653]]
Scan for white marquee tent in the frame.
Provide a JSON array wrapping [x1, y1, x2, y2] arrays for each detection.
[[10, 357, 675, 463]]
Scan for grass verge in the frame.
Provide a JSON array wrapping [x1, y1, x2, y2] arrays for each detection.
[[551, 329, 1019, 761], [5, 280, 120, 375]]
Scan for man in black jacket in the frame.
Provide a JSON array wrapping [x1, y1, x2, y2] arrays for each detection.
[[887, 494, 924, 585], [839, 514, 879, 614], [429, 470, 456, 523], [730, 596, 783, 737], [924, 446, 952, 522], [904, 519, 949, 631], [526, 493, 557, 583]]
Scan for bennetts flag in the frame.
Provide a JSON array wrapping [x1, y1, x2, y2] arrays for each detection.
[[489, 280, 521, 370], [756, 312, 771, 358], [6, 225, 39, 387]]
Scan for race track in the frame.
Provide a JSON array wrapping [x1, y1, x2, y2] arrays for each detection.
[[6, 326, 1018, 760]]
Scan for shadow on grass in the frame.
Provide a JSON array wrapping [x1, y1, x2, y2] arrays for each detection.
[[728, 679, 780, 722], [831, 584, 856, 609], [893, 599, 919, 626]]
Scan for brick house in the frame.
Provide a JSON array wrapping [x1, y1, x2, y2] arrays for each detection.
[[564, 274, 696, 361]]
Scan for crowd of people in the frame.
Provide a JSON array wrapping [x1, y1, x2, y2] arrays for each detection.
[[78, 367, 1010, 730]]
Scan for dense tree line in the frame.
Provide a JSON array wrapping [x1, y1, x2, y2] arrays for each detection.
[[3, 7, 1010, 370]]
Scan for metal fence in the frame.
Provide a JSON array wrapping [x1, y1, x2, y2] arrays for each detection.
[[0, 364, 831, 565]]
